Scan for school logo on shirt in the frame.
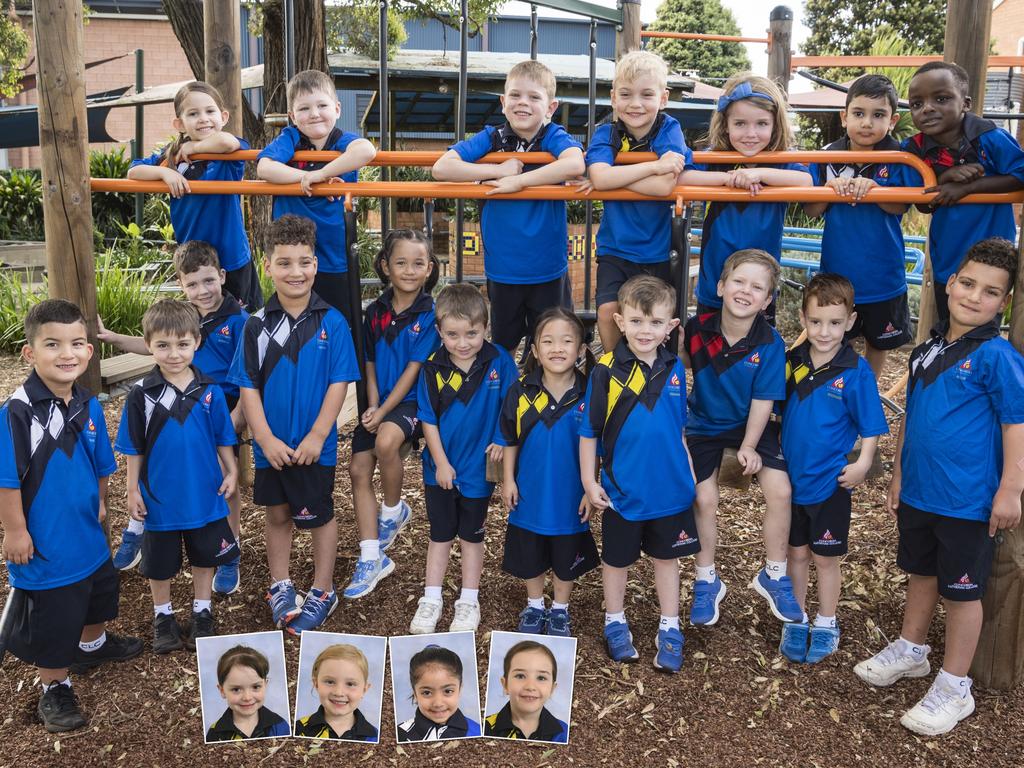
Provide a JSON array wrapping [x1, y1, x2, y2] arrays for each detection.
[[828, 376, 845, 399], [203, 390, 213, 410], [878, 164, 889, 179], [672, 528, 699, 548], [487, 368, 500, 388], [744, 352, 761, 369], [668, 372, 682, 396], [411, 322, 421, 334], [85, 417, 97, 444], [948, 573, 976, 591], [956, 358, 974, 380], [218, 325, 231, 337], [814, 529, 842, 547], [317, 326, 329, 349]]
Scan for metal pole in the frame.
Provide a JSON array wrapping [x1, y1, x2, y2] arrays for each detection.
[[379, 0, 391, 237], [284, 0, 296, 81], [424, 199, 434, 242], [584, 19, 596, 312], [455, 0, 468, 283], [345, 207, 369, 412], [134, 48, 144, 227], [530, 4, 538, 60]]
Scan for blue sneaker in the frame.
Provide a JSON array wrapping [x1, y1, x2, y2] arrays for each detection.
[[516, 606, 547, 634], [779, 621, 809, 663], [112, 529, 143, 571], [750, 569, 804, 623], [603, 620, 639, 663], [653, 626, 685, 672], [213, 556, 241, 595], [266, 582, 302, 628], [378, 501, 412, 550], [546, 608, 572, 637], [343, 556, 395, 599], [287, 588, 339, 635], [805, 625, 841, 663], [689, 577, 727, 626]]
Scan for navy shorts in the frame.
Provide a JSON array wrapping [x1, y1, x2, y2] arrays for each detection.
[[789, 485, 852, 556], [140, 517, 239, 580], [254, 463, 336, 529], [223, 260, 264, 312], [596, 255, 672, 307], [487, 274, 572, 351], [424, 485, 489, 543], [686, 422, 787, 484], [502, 524, 600, 581], [847, 293, 913, 351], [313, 270, 353, 321], [600, 507, 700, 568], [351, 400, 422, 455], [6, 559, 120, 668], [897, 503, 995, 601]]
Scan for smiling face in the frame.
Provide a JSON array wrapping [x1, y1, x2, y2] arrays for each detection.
[[266, 243, 317, 302], [288, 87, 342, 144], [725, 99, 776, 156], [438, 316, 486, 367], [800, 298, 855, 360], [146, 331, 198, 379], [842, 95, 899, 151], [531, 318, 583, 377], [23, 321, 93, 392], [501, 75, 557, 138], [614, 300, 677, 359], [908, 68, 970, 142], [412, 664, 462, 724], [218, 665, 267, 720], [501, 648, 556, 721], [718, 262, 774, 320], [173, 90, 228, 142], [315, 658, 370, 720], [383, 239, 433, 297], [611, 73, 668, 138], [945, 260, 1012, 331], [178, 265, 226, 315]]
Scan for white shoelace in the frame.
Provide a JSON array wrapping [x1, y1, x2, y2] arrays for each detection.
[[452, 602, 476, 622], [918, 681, 962, 715]]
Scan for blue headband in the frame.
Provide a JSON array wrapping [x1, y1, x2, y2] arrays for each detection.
[[717, 81, 775, 112]]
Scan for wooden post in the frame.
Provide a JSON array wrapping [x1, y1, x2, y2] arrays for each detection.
[[204, 0, 242, 136], [32, 0, 101, 393], [767, 6, 793, 95], [616, 0, 641, 59]]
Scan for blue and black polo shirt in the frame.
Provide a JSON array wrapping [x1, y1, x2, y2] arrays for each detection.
[[684, 310, 787, 436], [811, 135, 912, 304], [900, 321, 1024, 522], [193, 293, 248, 401], [579, 341, 693, 521], [206, 706, 290, 741], [691, 160, 811, 308], [258, 125, 364, 274], [0, 373, 116, 590], [114, 367, 237, 531], [293, 706, 378, 741], [780, 341, 888, 505], [131, 139, 252, 271], [363, 289, 439, 404], [585, 113, 692, 264], [228, 293, 361, 468], [484, 702, 568, 743], [416, 341, 518, 498], [496, 368, 589, 535], [452, 121, 583, 284], [902, 113, 1024, 284]]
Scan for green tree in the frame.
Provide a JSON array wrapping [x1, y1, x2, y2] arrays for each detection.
[[0, 2, 30, 98], [647, 0, 750, 82]]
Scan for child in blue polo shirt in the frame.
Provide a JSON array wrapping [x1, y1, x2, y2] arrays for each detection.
[[683, 250, 800, 627], [856, 238, 1024, 736], [257, 69, 377, 316], [228, 214, 361, 635], [345, 229, 440, 600], [432, 60, 584, 352], [803, 75, 914, 379], [498, 308, 599, 637], [409, 284, 517, 635], [102, 241, 248, 595], [777, 274, 888, 664], [127, 81, 262, 311], [902, 62, 1024, 324], [115, 300, 239, 654], [580, 276, 696, 672], [0, 300, 142, 733]]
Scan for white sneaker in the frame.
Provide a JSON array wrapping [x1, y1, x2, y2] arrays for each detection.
[[900, 675, 975, 736], [409, 598, 442, 634], [854, 640, 931, 687], [448, 599, 481, 632]]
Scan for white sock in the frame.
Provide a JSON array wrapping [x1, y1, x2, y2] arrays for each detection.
[[659, 615, 680, 631], [459, 588, 479, 604], [193, 599, 212, 613], [814, 614, 837, 629], [605, 611, 626, 626], [153, 602, 173, 617], [381, 500, 405, 521], [359, 539, 380, 562], [43, 677, 71, 692], [937, 668, 972, 698], [271, 579, 293, 591], [765, 559, 787, 581], [79, 632, 106, 652], [424, 586, 443, 602], [527, 596, 545, 610], [551, 601, 569, 612], [896, 636, 928, 659], [696, 565, 717, 583], [126, 518, 144, 535]]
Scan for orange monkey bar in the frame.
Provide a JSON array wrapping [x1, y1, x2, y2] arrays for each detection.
[[641, 30, 770, 45], [792, 55, 1024, 69]]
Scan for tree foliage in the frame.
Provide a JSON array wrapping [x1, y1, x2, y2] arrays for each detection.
[[0, 2, 30, 98], [647, 0, 751, 81], [326, 0, 407, 59]]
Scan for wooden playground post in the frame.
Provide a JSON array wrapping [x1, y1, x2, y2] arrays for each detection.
[[616, 0, 641, 58], [32, 0, 101, 394], [204, 0, 243, 136], [767, 6, 793, 94]]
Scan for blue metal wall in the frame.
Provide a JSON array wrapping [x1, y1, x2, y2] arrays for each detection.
[[402, 16, 615, 58]]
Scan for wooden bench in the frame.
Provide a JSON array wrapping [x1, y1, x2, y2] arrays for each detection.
[[100, 352, 153, 393]]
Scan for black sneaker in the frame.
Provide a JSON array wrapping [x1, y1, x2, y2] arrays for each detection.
[[153, 613, 184, 654], [185, 609, 216, 651], [68, 632, 144, 674], [37, 683, 87, 733]]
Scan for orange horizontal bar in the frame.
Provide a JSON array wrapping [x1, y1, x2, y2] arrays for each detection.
[[792, 55, 1024, 69], [641, 30, 769, 44]]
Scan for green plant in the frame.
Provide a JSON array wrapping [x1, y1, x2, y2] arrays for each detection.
[[94, 249, 169, 353], [90, 147, 135, 236], [0, 270, 45, 351], [0, 169, 44, 240]]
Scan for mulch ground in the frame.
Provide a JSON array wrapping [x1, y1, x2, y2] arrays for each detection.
[[0, 337, 1021, 768]]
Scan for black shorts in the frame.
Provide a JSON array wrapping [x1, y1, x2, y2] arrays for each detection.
[[601, 507, 700, 567], [424, 485, 489, 543], [847, 293, 913, 350], [223, 260, 264, 313], [313, 271, 353, 322], [789, 485, 852, 556], [896, 503, 994, 601], [6, 559, 120, 668], [222, 394, 241, 458], [932, 280, 950, 326], [686, 422, 787, 484], [351, 400, 422, 455], [254, 463, 336, 529], [140, 517, 239, 580], [502, 524, 600, 581], [596, 255, 672, 307], [695, 297, 778, 327], [487, 274, 572, 351]]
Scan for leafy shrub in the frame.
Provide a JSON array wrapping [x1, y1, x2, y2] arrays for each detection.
[[90, 147, 135, 236], [0, 270, 45, 351], [0, 169, 44, 241], [94, 249, 171, 356]]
